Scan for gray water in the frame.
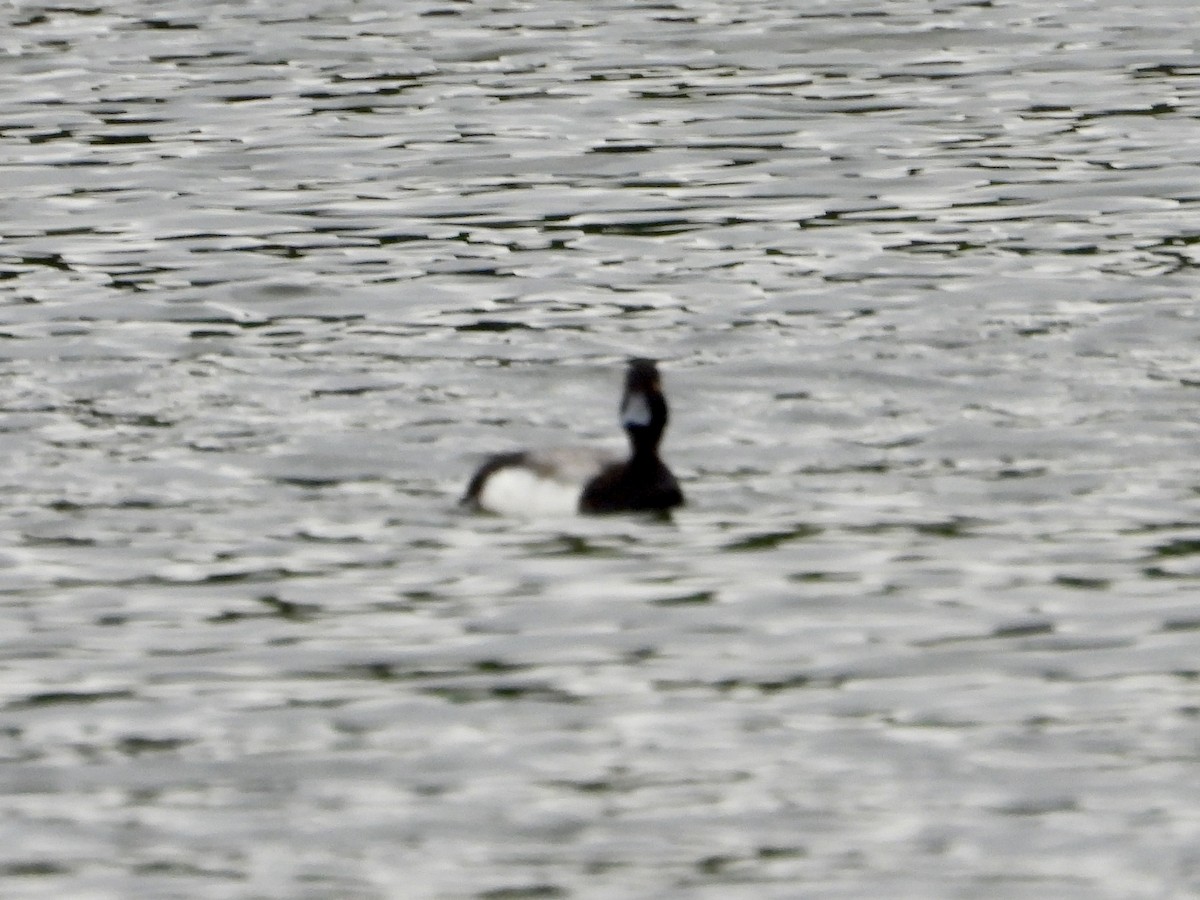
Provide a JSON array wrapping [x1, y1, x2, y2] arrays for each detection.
[[2, 1, 1200, 897]]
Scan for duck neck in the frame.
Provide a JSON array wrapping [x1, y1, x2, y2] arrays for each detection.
[[625, 425, 663, 467], [620, 386, 668, 466]]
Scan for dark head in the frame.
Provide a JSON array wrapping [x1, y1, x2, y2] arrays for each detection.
[[620, 358, 669, 457]]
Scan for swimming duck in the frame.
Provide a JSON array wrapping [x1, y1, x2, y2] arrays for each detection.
[[461, 358, 684, 516]]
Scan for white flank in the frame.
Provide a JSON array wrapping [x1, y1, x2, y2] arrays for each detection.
[[476, 466, 583, 517], [474, 448, 617, 517]]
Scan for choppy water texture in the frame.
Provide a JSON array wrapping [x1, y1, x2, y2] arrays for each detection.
[[2, 0, 1200, 897]]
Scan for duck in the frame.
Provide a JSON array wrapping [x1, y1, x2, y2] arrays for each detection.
[[461, 358, 684, 516]]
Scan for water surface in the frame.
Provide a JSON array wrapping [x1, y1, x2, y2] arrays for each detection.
[[2, 1, 1200, 897]]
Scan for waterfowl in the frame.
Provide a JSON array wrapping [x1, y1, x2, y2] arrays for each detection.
[[461, 359, 684, 516]]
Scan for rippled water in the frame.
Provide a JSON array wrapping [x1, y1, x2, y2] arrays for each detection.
[[3, 0, 1200, 897]]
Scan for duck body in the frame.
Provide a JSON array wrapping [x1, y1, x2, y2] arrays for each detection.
[[461, 359, 684, 516], [578, 453, 683, 513]]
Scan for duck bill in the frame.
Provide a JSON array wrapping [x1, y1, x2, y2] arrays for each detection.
[[621, 390, 653, 428]]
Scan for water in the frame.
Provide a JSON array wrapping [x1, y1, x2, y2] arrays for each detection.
[[2, 0, 1200, 897]]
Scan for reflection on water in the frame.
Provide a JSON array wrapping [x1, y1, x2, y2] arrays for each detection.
[[2, 0, 1200, 896]]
